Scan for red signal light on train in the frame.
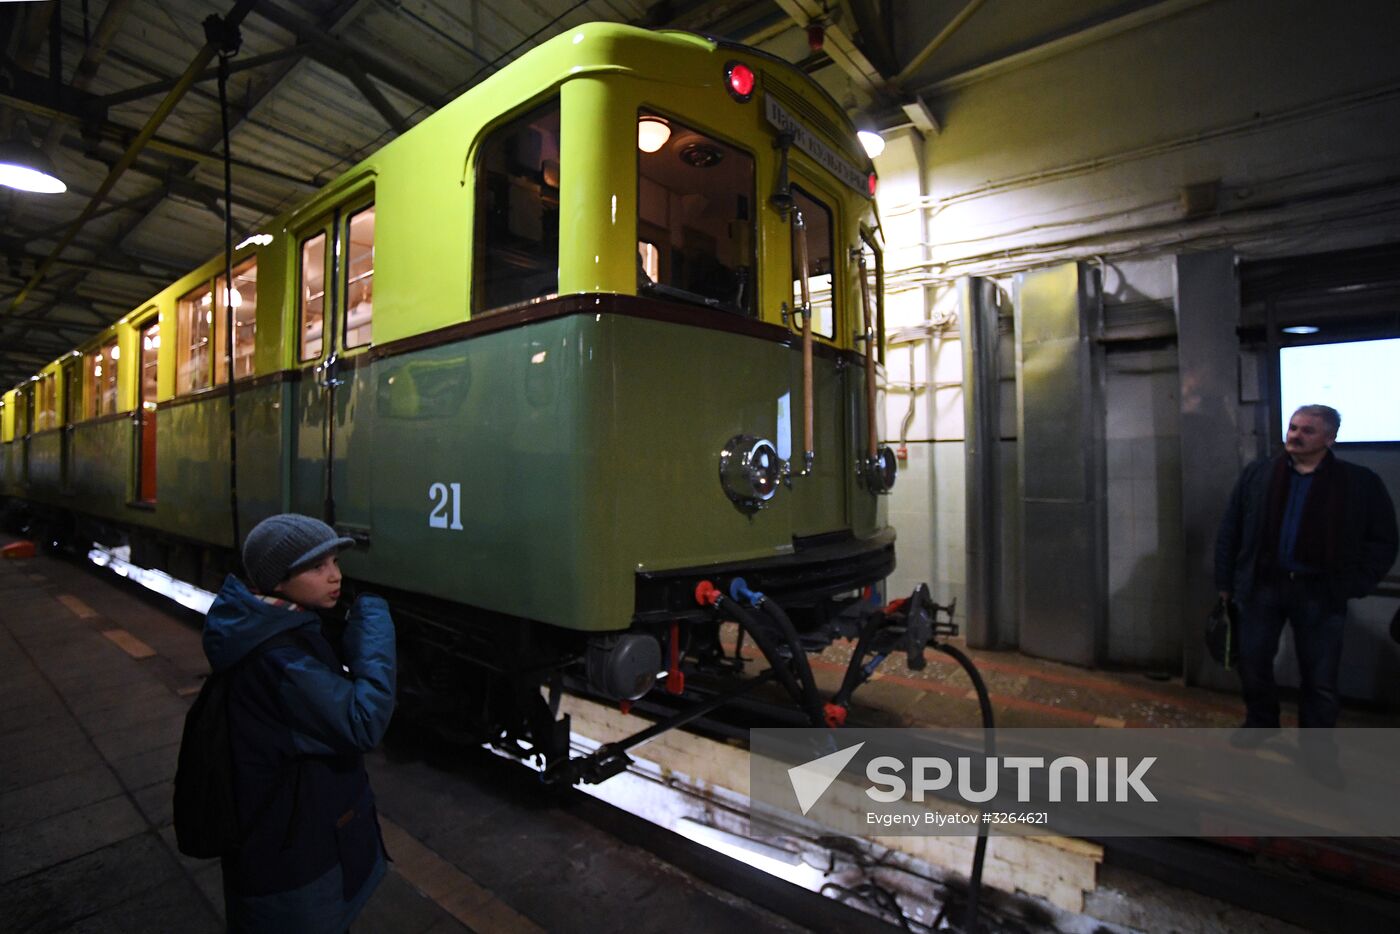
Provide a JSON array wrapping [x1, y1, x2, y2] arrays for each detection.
[[867, 172, 878, 197], [726, 62, 755, 102]]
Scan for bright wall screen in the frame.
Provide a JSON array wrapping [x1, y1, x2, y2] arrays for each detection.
[[1279, 337, 1400, 442]]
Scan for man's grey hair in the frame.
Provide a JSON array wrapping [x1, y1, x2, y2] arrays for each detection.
[[1293, 404, 1341, 436]]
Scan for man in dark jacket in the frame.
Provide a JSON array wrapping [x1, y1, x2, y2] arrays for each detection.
[[1215, 405, 1398, 731], [203, 514, 396, 933]]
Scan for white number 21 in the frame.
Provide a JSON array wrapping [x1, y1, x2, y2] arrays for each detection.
[[428, 482, 464, 530]]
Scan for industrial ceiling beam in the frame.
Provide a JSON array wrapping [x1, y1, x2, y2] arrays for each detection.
[[0, 0, 52, 141], [253, 0, 442, 107], [0, 89, 321, 192], [37, 0, 138, 153], [93, 44, 313, 109], [27, 188, 172, 240], [772, 0, 890, 98], [4, 0, 263, 319], [917, 0, 1217, 96], [310, 47, 409, 133], [0, 243, 171, 283], [890, 0, 986, 88]]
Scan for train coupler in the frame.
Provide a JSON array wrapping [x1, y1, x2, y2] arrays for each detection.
[[546, 743, 634, 786], [830, 584, 957, 711]]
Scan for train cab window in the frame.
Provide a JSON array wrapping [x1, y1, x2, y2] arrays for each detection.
[[636, 112, 754, 316], [790, 186, 834, 338], [36, 373, 57, 431], [300, 233, 327, 361], [176, 282, 214, 394], [474, 99, 560, 313], [215, 259, 258, 381], [86, 339, 120, 418], [343, 206, 375, 348]]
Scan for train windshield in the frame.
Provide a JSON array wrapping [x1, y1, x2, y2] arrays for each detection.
[[636, 112, 754, 316], [475, 99, 561, 313]]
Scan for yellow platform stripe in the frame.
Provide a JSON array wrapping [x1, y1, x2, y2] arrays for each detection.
[[57, 594, 100, 619], [378, 816, 543, 933], [102, 628, 157, 659]]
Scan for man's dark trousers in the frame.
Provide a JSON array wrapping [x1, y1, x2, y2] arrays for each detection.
[[1238, 575, 1345, 728]]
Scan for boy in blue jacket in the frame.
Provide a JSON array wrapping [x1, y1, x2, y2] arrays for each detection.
[[203, 514, 396, 933]]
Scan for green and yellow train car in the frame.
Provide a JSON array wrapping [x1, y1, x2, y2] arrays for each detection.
[[2, 23, 911, 770]]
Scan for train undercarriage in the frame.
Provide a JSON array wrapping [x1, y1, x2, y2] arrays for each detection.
[[4, 499, 957, 786]]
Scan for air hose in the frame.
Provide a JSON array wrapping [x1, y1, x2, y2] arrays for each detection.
[[738, 582, 825, 728], [721, 597, 823, 726], [759, 599, 824, 719], [698, 584, 825, 727]]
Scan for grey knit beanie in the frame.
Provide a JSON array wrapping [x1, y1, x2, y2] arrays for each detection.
[[242, 514, 354, 594]]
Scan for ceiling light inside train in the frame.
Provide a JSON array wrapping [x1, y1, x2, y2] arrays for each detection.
[[0, 138, 66, 193], [638, 117, 671, 153], [858, 130, 886, 158]]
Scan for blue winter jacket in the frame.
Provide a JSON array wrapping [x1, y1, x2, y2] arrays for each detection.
[[203, 575, 397, 934]]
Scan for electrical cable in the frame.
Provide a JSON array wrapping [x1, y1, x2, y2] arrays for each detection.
[[213, 18, 242, 560], [934, 641, 994, 934]]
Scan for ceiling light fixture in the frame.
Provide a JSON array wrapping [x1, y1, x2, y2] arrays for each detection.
[[857, 130, 886, 159], [0, 138, 66, 194], [1282, 325, 1320, 335], [637, 117, 672, 153]]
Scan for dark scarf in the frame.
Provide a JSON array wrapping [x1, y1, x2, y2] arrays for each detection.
[[1259, 449, 1344, 575]]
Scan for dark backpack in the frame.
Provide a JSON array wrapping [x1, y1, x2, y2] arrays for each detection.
[[173, 630, 306, 858]]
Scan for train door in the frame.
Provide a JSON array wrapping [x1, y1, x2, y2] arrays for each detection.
[[786, 175, 851, 535], [288, 194, 376, 544], [60, 360, 78, 491], [135, 321, 159, 503]]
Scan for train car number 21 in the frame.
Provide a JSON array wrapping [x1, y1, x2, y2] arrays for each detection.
[[428, 482, 465, 530]]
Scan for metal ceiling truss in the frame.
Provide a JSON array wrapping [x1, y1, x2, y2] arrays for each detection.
[[0, 0, 820, 384]]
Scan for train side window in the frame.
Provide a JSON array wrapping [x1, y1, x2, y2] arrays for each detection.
[[86, 339, 120, 418], [215, 258, 258, 380], [176, 282, 214, 394], [636, 111, 755, 316], [300, 233, 327, 361], [790, 186, 835, 339], [36, 373, 57, 431], [343, 206, 375, 348], [474, 98, 560, 313]]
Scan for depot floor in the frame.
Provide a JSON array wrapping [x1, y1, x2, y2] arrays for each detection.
[[3, 535, 1395, 933]]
